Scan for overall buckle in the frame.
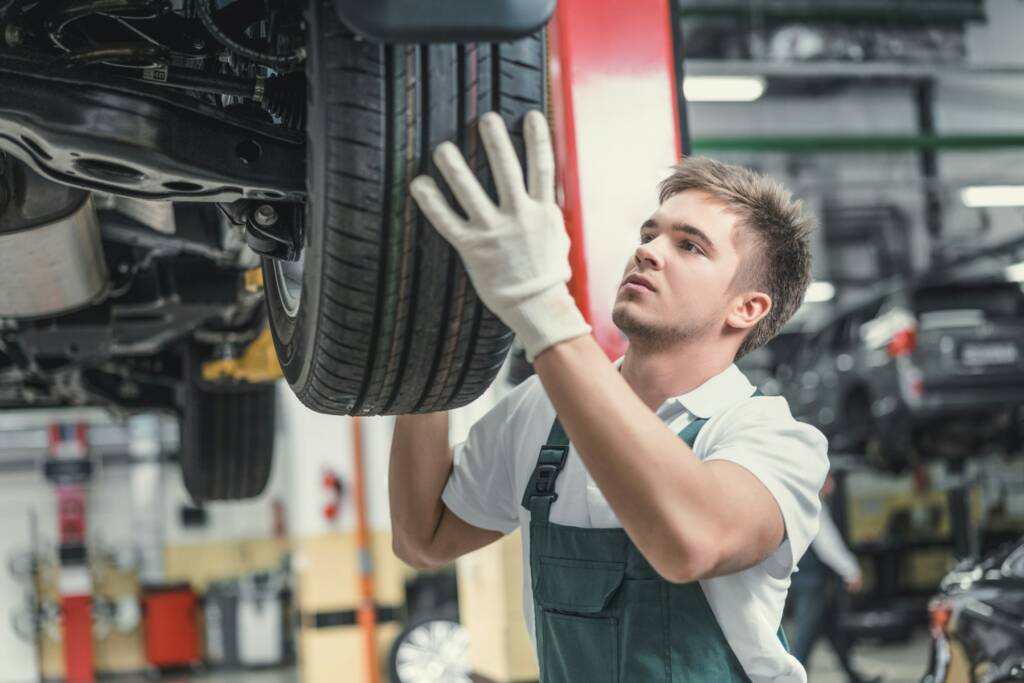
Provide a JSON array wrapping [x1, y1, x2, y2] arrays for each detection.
[[534, 464, 559, 495], [522, 444, 569, 510]]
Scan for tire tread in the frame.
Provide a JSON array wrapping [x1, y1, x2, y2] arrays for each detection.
[[269, 1, 545, 415]]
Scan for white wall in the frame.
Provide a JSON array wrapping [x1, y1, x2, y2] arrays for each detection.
[[0, 466, 140, 683], [279, 365, 510, 539], [0, 491, 41, 683], [278, 388, 391, 538]]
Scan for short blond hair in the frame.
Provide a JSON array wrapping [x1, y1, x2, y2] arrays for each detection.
[[658, 157, 815, 359]]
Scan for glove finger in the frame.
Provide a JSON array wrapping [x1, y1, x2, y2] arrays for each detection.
[[410, 175, 469, 244], [432, 142, 498, 224], [524, 111, 556, 204], [479, 112, 528, 207]]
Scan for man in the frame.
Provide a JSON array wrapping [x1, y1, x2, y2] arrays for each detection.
[[790, 473, 881, 683], [389, 111, 829, 682]]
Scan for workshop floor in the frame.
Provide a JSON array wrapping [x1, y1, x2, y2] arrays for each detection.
[[134, 627, 932, 682], [805, 627, 932, 683], [135, 671, 299, 683]]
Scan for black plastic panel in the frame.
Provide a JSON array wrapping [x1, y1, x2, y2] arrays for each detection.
[[332, 0, 555, 43]]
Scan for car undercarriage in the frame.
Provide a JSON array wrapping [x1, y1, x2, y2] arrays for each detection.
[[0, 0, 548, 499]]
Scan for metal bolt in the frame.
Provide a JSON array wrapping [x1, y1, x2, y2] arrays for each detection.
[[118, 381, 139, 399], [192, 37, 206, 51], [253, 204, 278, 227], [214, 342, 237, 360], [253, 75, 266, 103], [236, 139, 262, 165], [3, 25, 24, 48]]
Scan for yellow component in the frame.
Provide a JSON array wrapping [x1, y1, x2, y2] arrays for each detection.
[[201, 328, 283, 383], [244, 266, 265, 293]]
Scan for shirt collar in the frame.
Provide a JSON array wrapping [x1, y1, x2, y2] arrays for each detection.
[[613, 356, 754, 419]]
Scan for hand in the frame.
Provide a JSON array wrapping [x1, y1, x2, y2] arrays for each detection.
[[409, 111, 590, 362], [845, 576, 864, 593]]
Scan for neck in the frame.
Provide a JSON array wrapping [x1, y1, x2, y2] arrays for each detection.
[[619, 335, 734, 411]]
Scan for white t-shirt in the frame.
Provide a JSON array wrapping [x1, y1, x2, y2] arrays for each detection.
[[442, 361, 829, 683]]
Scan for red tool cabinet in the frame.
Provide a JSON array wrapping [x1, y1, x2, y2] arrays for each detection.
[[142, 584, 201, 668]]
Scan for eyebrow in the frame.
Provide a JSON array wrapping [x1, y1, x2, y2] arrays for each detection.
[[641, 219, 717, 254]]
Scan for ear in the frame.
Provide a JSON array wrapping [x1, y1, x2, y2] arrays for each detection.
[[726, 291, 772, 331]]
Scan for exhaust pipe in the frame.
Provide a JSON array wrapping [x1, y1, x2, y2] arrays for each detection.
[[0, 160, 109, 318]]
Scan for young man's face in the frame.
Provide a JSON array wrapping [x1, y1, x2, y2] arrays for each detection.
[[611, 190, 749, 349]]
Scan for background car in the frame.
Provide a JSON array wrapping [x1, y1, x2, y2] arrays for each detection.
[[920, 536, 1024, 683], [736, 326, 810, 396], [778, 273, 1024, 471]]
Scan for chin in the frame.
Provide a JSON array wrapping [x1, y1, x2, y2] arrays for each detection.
[[611, 304, 646, 336]]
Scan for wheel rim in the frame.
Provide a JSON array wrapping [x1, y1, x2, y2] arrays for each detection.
[[394, 620, 471, 683], [272, 252, 304, 318]]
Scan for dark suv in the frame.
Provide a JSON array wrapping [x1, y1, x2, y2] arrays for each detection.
[[779, 274, 1024, 471]]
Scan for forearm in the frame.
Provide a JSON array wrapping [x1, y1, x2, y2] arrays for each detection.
[[389, 412, 452, 564], [812, 509, 861, 581], [532, 335, 723, 581]]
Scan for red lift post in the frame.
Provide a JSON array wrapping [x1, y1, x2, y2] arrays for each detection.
[[548, 0, 683, 356], [47, 423, 95, 683]]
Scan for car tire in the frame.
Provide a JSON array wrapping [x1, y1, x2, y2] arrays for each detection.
[[181, 379, 277, 502], [263, 1, 544, 416]]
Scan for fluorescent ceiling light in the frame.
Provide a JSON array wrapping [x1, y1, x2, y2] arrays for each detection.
[[961, 185, 1024, 208], [1006, 261, 1024, 282], [683, 76, 766, 102], [805, 281, 835, 303]]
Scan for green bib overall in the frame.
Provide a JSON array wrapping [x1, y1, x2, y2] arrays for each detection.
[[521, 395, 788, 682]]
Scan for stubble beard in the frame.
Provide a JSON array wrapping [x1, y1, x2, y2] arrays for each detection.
[[612, 302, 716, 353]]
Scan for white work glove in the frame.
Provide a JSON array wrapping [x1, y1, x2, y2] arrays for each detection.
[[409, 110, 590, 362]]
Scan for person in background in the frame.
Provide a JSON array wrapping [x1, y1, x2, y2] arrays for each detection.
[[790, 472, 882, 683]]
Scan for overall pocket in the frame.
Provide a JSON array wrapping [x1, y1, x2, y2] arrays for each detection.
[[539, 611, 618, 683], [533, 556, 626, 683]]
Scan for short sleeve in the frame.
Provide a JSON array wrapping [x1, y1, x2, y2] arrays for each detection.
[[441, 384, 526, 535], [700, 396, 829, 578]]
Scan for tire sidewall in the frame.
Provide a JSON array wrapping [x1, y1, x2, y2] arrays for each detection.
[[263, 0, 329, 390]]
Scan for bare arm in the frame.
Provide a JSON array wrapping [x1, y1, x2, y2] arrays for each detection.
[[389, 413, 503, 570], [533, 336, 785, 583]]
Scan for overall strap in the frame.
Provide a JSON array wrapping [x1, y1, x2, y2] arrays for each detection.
[[521, 418, 570, 523], [676, 387, 763, 447], [678, 418, 709, 449]]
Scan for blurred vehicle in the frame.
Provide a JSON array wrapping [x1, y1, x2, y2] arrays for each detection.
[[778, 273, 1024, 471], [921, 537, 1024, 683], [736, 327, 809, 396]]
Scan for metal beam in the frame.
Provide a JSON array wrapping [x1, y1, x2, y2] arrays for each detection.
[[684, 59, 1024, 81], [691, 134, 1024, 153], [676, 1, 985, 25]]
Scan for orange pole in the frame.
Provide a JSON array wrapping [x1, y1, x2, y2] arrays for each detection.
[[350, 416, 380, 683]]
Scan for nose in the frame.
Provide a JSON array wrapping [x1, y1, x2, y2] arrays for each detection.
[[634, 236, 665, 270]]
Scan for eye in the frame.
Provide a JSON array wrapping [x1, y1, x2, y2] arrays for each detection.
[[640, 233, 655, 244], [680, 240, 704, 255]]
